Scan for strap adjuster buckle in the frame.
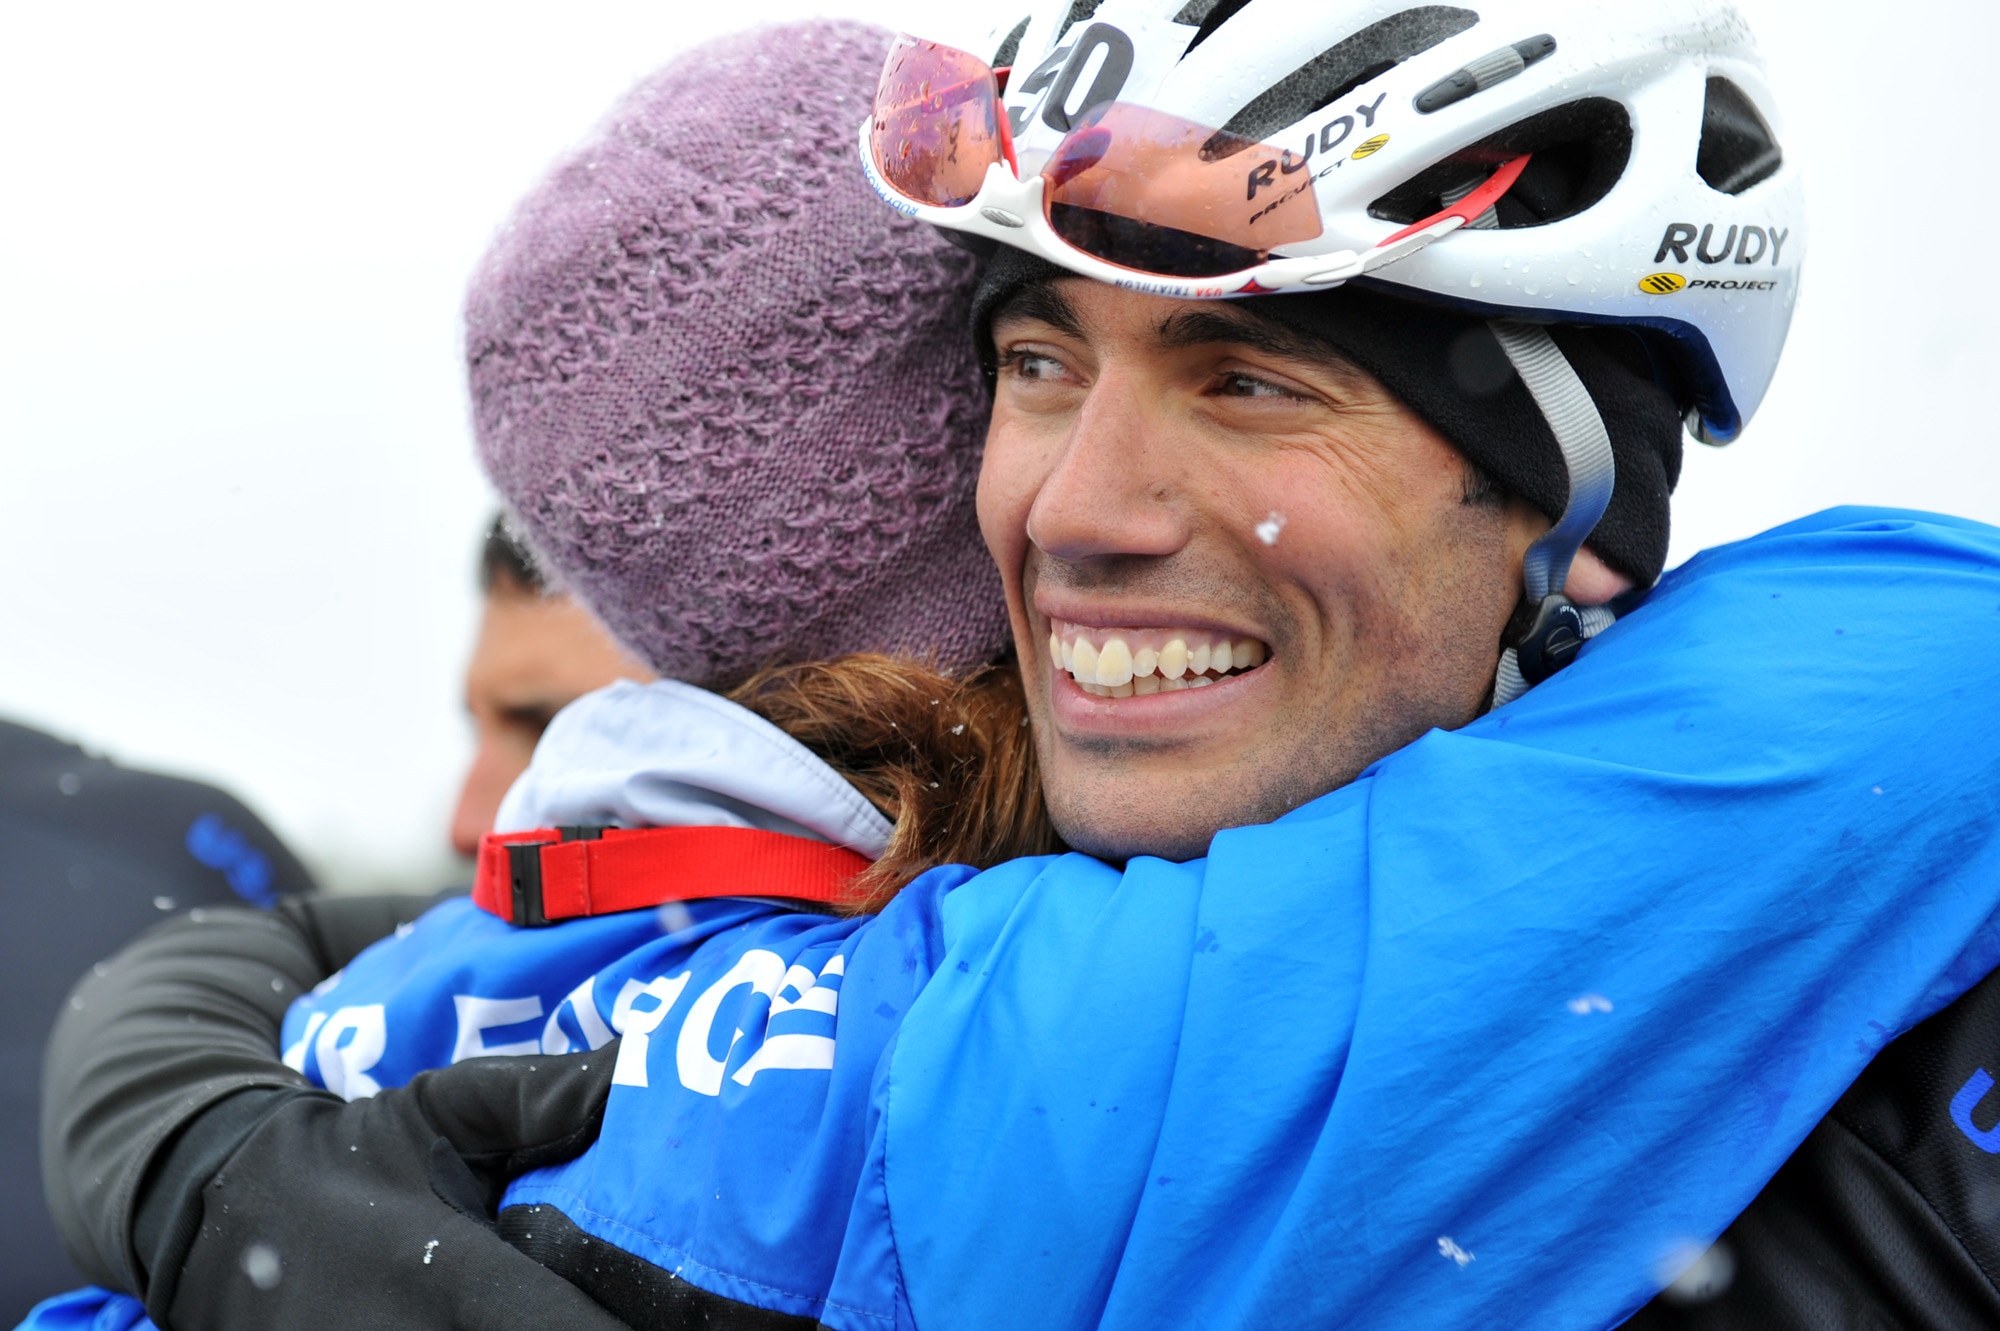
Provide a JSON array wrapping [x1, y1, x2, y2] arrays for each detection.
[[505, 825, 604, 927], [1516, 592, 1585, 685]]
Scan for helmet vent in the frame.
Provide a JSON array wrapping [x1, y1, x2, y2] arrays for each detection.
[[1173, 0, 1224, 25], [1051, 0, 1106, 47], [1207, 7, 1480, 148], [1698, 77, 1783, 195], [992, 17, 1030, 68], [1183, 0, 1257, 53], [1368, 97, 1632, 229]]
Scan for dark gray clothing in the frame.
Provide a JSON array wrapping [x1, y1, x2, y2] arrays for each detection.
[[2, 719, 315, 1323], [42, 894, 637, 1331], [40, 894, 429, 1295]]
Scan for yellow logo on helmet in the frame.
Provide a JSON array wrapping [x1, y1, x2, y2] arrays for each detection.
[[1639, 272, 1688, 295], [1352, 134, 1390, 160]]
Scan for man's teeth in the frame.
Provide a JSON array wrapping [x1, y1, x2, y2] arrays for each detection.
[[1047, 623, 1270, 698]]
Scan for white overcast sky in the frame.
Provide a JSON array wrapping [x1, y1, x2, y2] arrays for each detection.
[[2, 0, 1994, 893]]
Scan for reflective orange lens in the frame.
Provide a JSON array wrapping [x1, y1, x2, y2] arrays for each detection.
[[1042, 103, 1324, 279], [871, 37, 1006, 209]]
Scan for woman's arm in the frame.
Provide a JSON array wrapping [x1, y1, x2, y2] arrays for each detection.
[[41, 894, 634, 1331], [41, 894, 431, 1291]]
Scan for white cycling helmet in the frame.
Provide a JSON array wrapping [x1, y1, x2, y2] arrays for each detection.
[[862, 0, 1803, 698], [872, 0, 1801, 448]]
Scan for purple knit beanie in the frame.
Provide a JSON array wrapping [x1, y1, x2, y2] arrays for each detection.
[[467, 21, 1008, 689]]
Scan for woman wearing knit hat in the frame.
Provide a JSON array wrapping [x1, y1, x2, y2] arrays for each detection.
[[31, 21, 1057, 1331], [456, 13, 1061, 910]]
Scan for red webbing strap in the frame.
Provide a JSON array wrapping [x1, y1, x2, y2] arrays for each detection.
[[472, 825, 873, 926]]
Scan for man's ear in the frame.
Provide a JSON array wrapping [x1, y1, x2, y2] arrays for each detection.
[[1564, 548, 1633, 607]]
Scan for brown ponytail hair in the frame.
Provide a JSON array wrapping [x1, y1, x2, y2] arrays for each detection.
[[725, 654, 1060, 914]]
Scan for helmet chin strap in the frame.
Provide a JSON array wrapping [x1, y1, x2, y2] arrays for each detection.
[[1489, 322, 1618, 709]]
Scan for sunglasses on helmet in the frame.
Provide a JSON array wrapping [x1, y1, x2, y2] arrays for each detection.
[[859, 35, 1529, 300]]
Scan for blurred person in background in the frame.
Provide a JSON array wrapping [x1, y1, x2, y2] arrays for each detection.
[[8, 516, 649, 1331], [3, 498, 641, 1327], [451, 518, 652, 858], [0, 722, 315, 1323]]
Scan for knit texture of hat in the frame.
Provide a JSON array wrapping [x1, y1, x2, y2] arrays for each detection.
[[468, 21, 1008, 689], [972, 250, 1685, 587]]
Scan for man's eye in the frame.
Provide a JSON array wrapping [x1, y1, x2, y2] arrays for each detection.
[[1217, 372, 1297, 399], [1002, 350, 1068, 382], [500, 705, 557, 738]]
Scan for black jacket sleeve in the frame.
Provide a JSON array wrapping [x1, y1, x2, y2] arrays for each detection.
[[39, 893, 433, 1293], [144, 1049, 630, 1331], [1623, 962, 2000, 1329]]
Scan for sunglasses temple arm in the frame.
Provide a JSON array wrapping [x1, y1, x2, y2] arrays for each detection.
[[996, 95, 1019, 175], [1373, 153, 1533, 252]]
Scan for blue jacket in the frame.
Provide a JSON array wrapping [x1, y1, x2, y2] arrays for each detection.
[[25, 509, 2000, 1331]]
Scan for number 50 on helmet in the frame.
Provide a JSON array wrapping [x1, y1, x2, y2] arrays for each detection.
[[859, 0, 1804, 446]]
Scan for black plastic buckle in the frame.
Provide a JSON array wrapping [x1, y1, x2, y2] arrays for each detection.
[[506, 841, 551, 927], [507, 826, 605, 928], [1516, 592, 1585, 685]]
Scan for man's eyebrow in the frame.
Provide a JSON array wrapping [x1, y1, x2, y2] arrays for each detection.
[[1154, 308, 1368, 380], [989, 280, 1086, 338]]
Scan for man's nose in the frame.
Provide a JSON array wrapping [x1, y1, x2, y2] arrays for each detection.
[[1026, 367, 1189, 563], [449, 741, 521, 858]]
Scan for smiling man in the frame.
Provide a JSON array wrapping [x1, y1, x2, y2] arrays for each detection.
[[983, 275, 1576, 860]]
